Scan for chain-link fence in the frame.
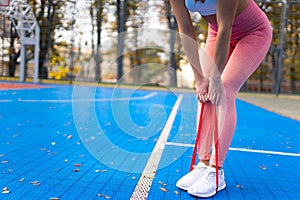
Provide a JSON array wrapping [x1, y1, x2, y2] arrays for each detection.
[[246, 0, 300, 94], [0, 0, 299, 94]]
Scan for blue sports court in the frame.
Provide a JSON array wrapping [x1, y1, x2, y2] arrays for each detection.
[[0, 82, 299, 200]]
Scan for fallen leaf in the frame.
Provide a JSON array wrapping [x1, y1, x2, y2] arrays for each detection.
[[74, 164, 81, 167], [236, 184, 244, 189], [67, 135, 73, 139], [174, 191, 179, 195], [98, 194, 110, 199], [18, 178, 24, 182], [259, 165, 267, 170], [2, 187, 9, 194], [159, 187, 168, 192], [30, 181, 41, 186], [159, 181, 167, 186]]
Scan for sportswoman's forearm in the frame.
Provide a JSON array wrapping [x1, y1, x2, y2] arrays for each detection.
[[212, 28, 231, 75], [179, 31, 204, 82], [169, 0, 205, 81]]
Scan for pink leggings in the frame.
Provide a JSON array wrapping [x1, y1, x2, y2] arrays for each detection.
[[198, 0, 272, 167]]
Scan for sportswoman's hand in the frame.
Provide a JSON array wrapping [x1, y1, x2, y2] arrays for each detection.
[[208, 73, 223, 104], [195, 77, 210, 103]]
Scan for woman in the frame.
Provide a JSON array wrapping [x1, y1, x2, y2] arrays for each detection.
[[169, 0, 272, 198]]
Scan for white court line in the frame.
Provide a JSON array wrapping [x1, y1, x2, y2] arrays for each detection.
[[13, 92, 157, 103], [130, 94, 183, 200], [166, 142, 300, 157], [0, 100, 12, 102]]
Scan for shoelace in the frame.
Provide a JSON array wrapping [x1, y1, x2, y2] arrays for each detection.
[[204, 170, 221, 186], [193, 164, 206, 174], [204, 171, 216, 185]]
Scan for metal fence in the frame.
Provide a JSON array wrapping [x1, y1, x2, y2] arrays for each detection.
[[246, 0, 300, 94]]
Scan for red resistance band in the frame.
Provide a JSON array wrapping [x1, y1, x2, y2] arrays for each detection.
[[190, 103, 219, 192]]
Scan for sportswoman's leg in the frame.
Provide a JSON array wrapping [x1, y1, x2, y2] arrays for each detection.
[[197, 29, 236, 163], [196, 33, 216, 163], [209, 25, 272, 167]]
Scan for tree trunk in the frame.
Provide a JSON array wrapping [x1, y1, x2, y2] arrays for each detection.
[[168, 15, 178, 87], [117, 0, 128, 81], [95, 0, 103, 82]]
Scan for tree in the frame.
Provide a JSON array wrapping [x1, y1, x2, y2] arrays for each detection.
[[252, 0, 300, 93], [285, 1, 300, 92], [162, 0, 178, 87], [8, 24, 20, 77], [89, 0, 107, 81], [116, 0, 128, 81]]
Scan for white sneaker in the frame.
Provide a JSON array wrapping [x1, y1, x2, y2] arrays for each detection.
[[188, 166, 226, 198], [176, 162, 207, 190]]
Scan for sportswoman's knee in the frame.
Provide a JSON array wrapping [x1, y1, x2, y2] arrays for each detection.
[[221, 80, 239, 99]]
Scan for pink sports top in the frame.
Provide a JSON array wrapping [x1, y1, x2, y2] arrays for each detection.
[[185, 0, 217, 16]]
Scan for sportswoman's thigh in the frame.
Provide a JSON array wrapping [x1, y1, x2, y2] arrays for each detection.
[[221, 32, 272, 93]]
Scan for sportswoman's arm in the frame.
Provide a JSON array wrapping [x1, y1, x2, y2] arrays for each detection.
[[213, 0, 239, 73], [206, 0, 240, 103], [169, 0, 209, 102], [169, 0, 204, 80]]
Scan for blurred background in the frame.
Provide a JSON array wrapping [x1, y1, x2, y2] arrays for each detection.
[[0, 0, 299, 95]]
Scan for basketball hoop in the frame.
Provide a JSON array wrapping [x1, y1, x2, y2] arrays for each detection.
[[0, 0, 10, 7]]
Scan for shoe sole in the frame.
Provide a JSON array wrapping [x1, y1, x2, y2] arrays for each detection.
[[188, 183, 226, 198], [175, 183, 189, 191]]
